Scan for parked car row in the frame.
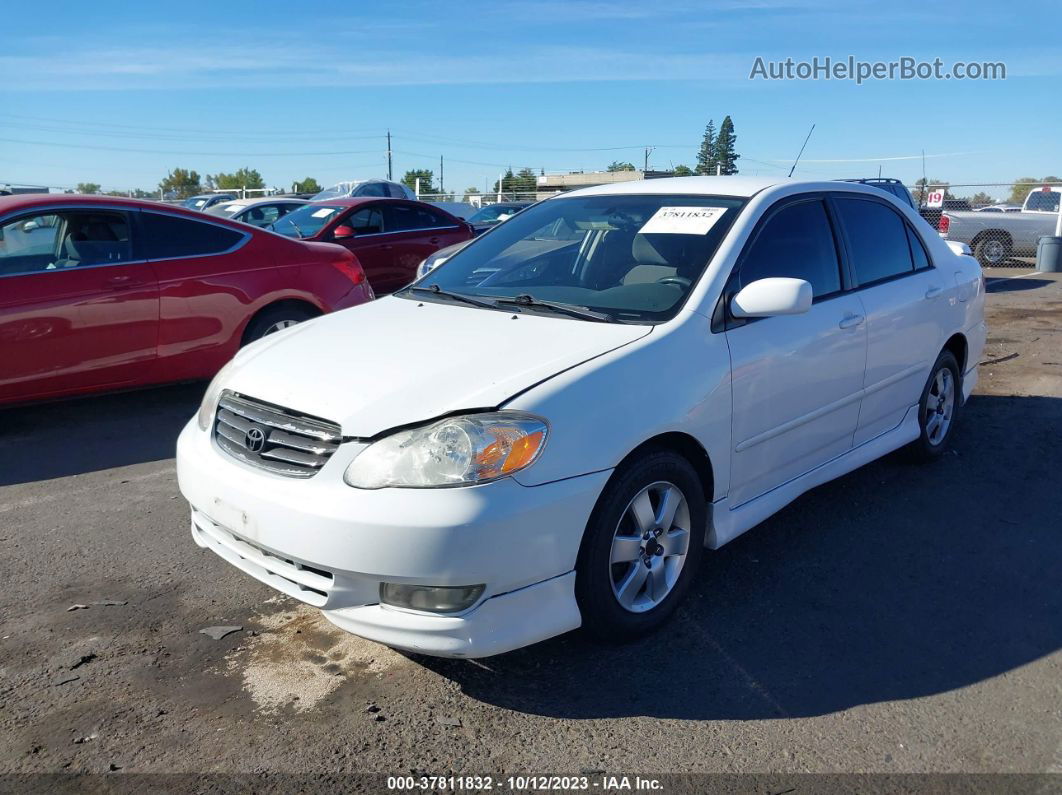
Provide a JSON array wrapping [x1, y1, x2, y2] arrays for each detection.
[[0, 194, 373, 406]]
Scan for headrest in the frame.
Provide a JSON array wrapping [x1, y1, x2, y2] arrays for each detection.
[[632, 233, 689, 266]]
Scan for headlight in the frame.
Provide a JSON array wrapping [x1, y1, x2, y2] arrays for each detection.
[[417, 254, 448, 279], [344, 411, 548, 489], [196, 359, 237, 431]]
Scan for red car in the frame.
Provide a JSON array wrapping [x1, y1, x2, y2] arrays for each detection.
[[269, 198, 474, 294], [0, 194, 372, 406]]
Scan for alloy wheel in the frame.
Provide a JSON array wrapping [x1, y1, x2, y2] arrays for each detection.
[[925, 366, 955, 445], [608, 481, 691, 613]]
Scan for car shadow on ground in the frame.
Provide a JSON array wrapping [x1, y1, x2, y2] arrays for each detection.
[[0, 382, 205, 486], [413, 394, 1062, 720], [985, 276, 1057, 293]]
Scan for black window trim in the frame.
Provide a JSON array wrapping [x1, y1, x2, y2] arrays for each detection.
[[138, 208, 252, 263], [829, 192, 935, 292], [329, 201, 462, 240], [712, 192, 848, 333], [0, 205, 139, 279]]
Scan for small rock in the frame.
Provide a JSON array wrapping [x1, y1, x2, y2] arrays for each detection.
[[73, 733, 98, 745], [67, 604, 89, 612], [373, 714, 386, 722], [365, 704, 381, 713], [70, 654, 97, 670], [436, 716, 462, 728], [199, 626, 242, 641], [109, 763, 122, 772], [92, 600, 127, 607]]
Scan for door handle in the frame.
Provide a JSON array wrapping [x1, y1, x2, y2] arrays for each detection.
[[838, 313, 865, 329], [924, 286, 943, 299], [429, 237, 440, 244], [106, 275, 143, 290]]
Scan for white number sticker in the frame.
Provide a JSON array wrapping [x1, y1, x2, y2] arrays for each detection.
[[639, 206, 728, 235]]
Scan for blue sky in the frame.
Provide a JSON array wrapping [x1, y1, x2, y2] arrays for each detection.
[[0, 0, 1058, 199]]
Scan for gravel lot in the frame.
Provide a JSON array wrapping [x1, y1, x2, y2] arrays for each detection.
[[1, 268, 1060, 785]]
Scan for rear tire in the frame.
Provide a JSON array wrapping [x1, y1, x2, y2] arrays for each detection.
[[973, 234, 1010, 267], [906, 350, 961, 461], [242, 305, 316, 345], [575, 450, 705, 642]]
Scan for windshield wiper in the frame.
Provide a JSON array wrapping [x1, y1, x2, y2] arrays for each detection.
[[287, 219, 305, 239], [495, 294, 613, 323], [406, 284, 501, 310]]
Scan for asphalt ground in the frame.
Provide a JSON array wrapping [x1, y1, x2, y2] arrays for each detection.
[[1, 267, 1060, 789]]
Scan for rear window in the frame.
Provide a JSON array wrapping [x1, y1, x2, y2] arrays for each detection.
[[142, 212, 245, 259], [835, 197, 915, 285], [1025, 190, 1060, 212]]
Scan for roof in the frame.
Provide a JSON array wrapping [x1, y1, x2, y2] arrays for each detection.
[[0, 193, 253, 226], [563, 175, 785, 199], [217, 197, 308, 209]]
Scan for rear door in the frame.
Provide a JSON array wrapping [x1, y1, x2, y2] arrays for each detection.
[[379, 203, 468, 292], [0, 207, 158, 403], [724, 197, 868, 506], [832, 195, 950, 445]]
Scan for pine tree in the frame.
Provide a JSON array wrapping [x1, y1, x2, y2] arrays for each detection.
[[716, 116, 740, 175], [695, 120, 716, 175]]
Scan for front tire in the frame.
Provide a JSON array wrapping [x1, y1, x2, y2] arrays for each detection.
[[907, 350, 961, 461], [575, 450, 705, 641]]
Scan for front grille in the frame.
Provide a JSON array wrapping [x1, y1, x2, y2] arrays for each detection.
[[213, 391, 341, 478]]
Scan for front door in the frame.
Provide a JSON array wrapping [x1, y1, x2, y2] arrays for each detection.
[[0, 208, 158, 403], [724, 197, 868, 506]]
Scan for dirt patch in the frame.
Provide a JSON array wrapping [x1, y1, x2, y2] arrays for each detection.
[[223, 604, 407, 715]]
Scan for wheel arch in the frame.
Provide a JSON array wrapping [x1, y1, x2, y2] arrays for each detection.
[[970, 228, 1012, 250], [615, 432, 716, 504], [240, 297, 323, 345], [942, 332, 968, 375]]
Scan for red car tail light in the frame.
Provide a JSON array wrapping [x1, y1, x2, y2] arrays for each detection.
[[332, 253, 366, 285], [938, 214, 950, 233]]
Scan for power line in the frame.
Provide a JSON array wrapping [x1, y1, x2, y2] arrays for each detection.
[[0, 136, 385, 158]]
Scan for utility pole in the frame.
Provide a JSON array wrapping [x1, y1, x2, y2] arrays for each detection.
[[439, 155, 444, 195], [387, 130, 393, 181], [644, 146, 655, 172]]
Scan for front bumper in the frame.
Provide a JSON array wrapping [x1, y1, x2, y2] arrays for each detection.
[[176, 419, 610, 657]]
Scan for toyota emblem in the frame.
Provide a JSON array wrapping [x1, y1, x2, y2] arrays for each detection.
[[245, 427, 266, 453]]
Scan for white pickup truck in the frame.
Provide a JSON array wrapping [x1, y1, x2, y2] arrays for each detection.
[[940, 186, 1061, 266]]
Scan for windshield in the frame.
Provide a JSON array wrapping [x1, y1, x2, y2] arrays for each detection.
[[469, 204, 526, 224], [309, 181, 360, 201], [207, 202, 244, 217], [183, 196, 211, 210], [270, 204, 343, 238], [406, 194, 745, 323], [1025, 190, 1060, 212]]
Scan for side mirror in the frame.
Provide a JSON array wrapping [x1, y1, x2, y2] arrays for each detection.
[[333, 225, 355, 240], [731, 277, 812, 318]]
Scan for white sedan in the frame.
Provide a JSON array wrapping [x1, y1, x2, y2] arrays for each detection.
[[177, 176, 986, 658]]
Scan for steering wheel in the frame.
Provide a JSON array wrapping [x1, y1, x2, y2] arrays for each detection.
[[657, 276, 691, 288]]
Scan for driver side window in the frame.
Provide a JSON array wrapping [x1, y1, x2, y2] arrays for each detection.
[[0, 211, 131, 277], [739, 199, 841, 298]]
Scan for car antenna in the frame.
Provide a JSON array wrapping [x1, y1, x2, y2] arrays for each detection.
[[787, 124, 815, 178]]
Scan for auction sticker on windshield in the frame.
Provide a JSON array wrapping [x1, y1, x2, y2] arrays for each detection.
[[312, 208, 338, 218], [639, 206, 728, 235]]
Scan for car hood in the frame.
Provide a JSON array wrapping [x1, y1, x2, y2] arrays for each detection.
[[225, 295, 652, 437]]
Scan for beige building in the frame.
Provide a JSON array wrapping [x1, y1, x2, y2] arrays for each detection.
[[535, 170, 674, 199]]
